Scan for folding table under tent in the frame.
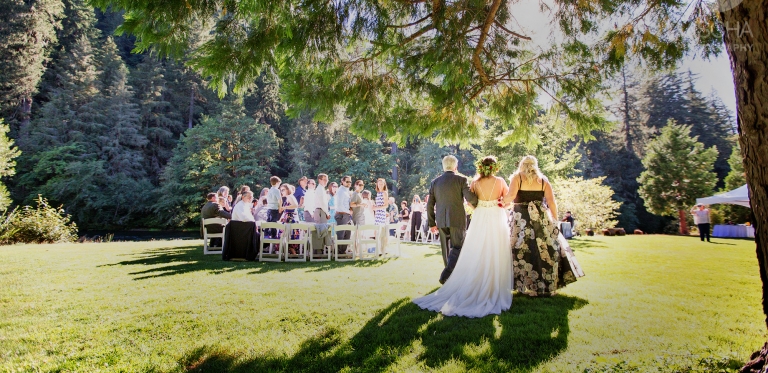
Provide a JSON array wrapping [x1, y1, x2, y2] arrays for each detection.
[[696, 184, 751, 208]]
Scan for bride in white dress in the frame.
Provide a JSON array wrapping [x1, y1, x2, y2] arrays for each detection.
[[413, 156, 512, 318]]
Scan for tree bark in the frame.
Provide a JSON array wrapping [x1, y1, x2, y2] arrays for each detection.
[[718, 0, 768, 371], [678, 209, 689, 235]]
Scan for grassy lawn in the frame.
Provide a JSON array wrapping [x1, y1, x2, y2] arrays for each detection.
[[0, 235, 764, 372]]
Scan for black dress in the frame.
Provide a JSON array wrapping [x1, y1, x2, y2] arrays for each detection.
[[509, 179, 583, 296]]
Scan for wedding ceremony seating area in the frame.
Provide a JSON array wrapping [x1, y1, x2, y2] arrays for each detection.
[[202, 175, 441, 262]]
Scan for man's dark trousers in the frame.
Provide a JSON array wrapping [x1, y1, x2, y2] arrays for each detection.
[[439, 227, 466, 284], [266, 209, 281, 238]]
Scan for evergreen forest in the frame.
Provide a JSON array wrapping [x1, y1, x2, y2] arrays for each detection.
[[0, 1, 744, 234]]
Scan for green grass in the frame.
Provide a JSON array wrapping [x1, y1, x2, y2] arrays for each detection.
[[0, 235, 764, 372]]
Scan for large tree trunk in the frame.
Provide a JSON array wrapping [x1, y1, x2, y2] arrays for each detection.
[[719, 1, 768, 371], [678, 209, 689, 235]]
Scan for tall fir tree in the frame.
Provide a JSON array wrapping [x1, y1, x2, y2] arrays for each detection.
[[637, 121, 718, 235], [0, 120, 20, 211], [0, 0, 63, 133]]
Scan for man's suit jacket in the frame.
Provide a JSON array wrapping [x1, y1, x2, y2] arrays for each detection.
[[427, 171, 478, 229], [201, 201, 231, 234]]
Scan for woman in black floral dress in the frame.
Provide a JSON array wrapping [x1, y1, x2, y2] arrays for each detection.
[[503, 156, 584, 296]]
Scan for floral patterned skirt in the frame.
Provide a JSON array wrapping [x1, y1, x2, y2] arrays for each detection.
[[509, 201, 579, 296]]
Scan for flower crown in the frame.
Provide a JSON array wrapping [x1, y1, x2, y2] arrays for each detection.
[[475, 159, 501, 176]]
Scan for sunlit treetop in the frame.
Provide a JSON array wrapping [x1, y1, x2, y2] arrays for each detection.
[[92, 0, 724, 144]]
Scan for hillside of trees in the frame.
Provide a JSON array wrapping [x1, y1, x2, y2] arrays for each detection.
[[0, 1, 740, 233]]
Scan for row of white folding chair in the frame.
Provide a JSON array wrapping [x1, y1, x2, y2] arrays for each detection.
[[258, 222, 318, 262], [257, 222, 402, 262]]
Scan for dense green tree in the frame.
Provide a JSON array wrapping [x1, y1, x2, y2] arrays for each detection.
[[638, 121, 718, 235], [638, 72, 735, 184], [551, 177, 621, 232], [314, 125, 394, 190], [0, 0, 63, 131], [155, 102, 280, 227], [399, 140, 475, 201], [0, 120, 20, 211], [478, 111, 582, 183], [17, 31, 152, 228]]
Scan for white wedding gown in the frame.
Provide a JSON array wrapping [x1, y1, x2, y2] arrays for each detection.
[[413, 199, 512, 317]]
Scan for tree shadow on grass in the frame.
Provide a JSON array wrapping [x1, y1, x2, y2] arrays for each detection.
[[568, 238, 608, 251], [174, 295, 587, 372], [101, 245, 392, 280]]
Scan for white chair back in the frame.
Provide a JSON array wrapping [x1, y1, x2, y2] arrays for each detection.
[[357, 224, 381, 260], [384, 223, 401, 258], [259, 222, 285, 262], [333, 225, 357, 261], [202, 218, 227, 255], [285, 223, 312, 262]]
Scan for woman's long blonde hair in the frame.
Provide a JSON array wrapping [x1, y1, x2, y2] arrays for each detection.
[[512, 155, 545, 184]]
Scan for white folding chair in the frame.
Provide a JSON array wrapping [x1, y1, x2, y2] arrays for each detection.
[[309, 225, 333, 262], [259, 222, 285, 262], [357, 224, 381, 260], [202, 218, 227, 255], [285, 223, 312, 262], [425, 229, 439, 244], [413, 228, 425, 243], [397, 222, 409, 241], [333, 225, 357, 261], [384, 223, 401, 258]]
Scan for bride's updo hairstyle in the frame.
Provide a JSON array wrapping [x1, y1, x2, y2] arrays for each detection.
[[512, 155, 545, 184], [475, 156, 501, 179]]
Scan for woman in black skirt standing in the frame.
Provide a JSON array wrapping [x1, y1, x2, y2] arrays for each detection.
[[410, 195, 423, 242]]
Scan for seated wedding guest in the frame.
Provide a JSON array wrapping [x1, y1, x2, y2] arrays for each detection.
[[253, 188, 269, 222], [217, 186, 232, 211], [410, 195, 423, 242], [303, 179, 317, 222], [202, 192, 231, 247], [314, 174, 331, 223], [232, 191, 256, 222], [400, 201, 410, 222], [335, 176, 354, 253], [328, 182, 338, 224], [295, 176, 308, 221], [562, 211, 575, 226], [233, 185, 251, 207], [387, 197, 399, 223]]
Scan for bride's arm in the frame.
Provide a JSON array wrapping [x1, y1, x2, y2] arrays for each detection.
[[498, 177, 509, 200]]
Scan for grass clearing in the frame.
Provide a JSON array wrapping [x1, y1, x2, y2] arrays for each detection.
[[0, 235, 764, 372]]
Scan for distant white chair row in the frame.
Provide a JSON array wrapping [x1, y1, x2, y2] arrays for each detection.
[[257, 222, 402, 262]]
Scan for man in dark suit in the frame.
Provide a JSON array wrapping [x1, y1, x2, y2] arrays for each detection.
[[202, 192, 231, 247], [428, 155, 478, 284]]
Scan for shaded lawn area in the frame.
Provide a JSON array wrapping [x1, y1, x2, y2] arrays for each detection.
[[0, 235, 764, 372]]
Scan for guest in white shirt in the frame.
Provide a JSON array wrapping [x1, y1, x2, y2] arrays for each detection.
[[314, 174, 331, 223], [303, 179, 317, 222], [232, 192, 256, 222], [690, 204, 712, 242], [410, 195, 424, 242], [334, 176, 353, 253]]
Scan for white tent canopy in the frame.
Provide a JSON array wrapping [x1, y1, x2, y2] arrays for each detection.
[[696, 184, 751, 208]]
